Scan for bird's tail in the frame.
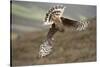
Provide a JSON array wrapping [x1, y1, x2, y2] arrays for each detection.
[[44, 5, 65, 25]]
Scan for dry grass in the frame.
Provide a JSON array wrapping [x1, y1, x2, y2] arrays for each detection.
[[11, 18, 96, 66]]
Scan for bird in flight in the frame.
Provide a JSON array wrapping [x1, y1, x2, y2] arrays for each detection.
[[39, 5, 89, 58]]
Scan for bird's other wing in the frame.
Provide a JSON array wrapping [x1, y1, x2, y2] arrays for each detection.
[[61, 17, 89, 31], [44, 5, 65, 25], [61, 17, 79, 28]]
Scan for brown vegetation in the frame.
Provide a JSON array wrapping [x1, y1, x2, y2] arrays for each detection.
[[11, 18, 96, 66]]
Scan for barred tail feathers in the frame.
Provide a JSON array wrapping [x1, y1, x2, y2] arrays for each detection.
[[44, 5, 65, 25]]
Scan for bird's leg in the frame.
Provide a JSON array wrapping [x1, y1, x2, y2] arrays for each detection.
[[55, 22, 64, 32]]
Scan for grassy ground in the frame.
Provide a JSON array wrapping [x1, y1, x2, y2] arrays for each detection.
[[11, 18, 96, 66]]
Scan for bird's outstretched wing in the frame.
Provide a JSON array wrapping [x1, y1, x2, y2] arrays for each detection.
[[61, 17, 89, 31], [39, 23, 58, 57], [61, 17, 79, 28]]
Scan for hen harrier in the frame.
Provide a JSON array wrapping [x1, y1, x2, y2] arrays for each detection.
[[39, 5, 89, 57]]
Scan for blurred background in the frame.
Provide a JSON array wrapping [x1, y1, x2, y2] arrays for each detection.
[[11, 1, 96, 66]]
